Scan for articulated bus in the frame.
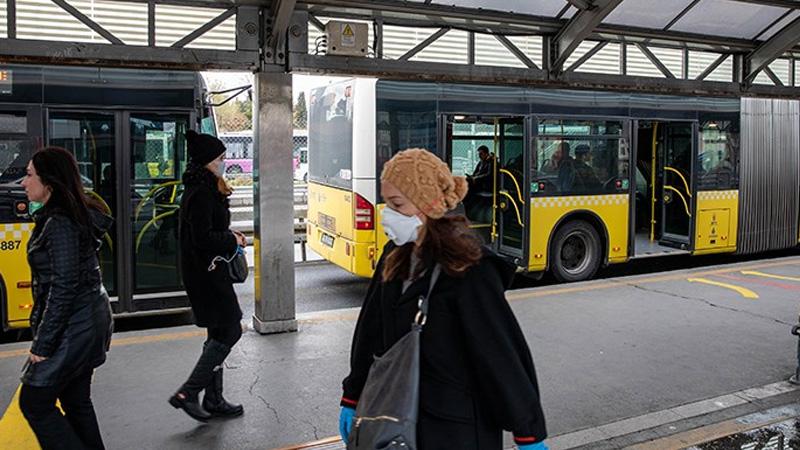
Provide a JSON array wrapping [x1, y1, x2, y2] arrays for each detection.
[[307, 78, 800, 281], [0, 64, 215, 330]]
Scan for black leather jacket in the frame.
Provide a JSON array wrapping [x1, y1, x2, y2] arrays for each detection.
[[23, 207, 114, 387]]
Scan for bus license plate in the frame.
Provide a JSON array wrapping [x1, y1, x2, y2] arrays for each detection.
[[320, 233, 335, 248]]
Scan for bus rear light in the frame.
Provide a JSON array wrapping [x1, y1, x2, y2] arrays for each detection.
[[17, 281, 31, 289], [18, 303, 32, 310], [354, 194, 374, 230]]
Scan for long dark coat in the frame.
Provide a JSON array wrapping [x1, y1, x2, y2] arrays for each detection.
[[342, 243, 547, 449], [179, 164, 241, 328], [23, 208, 114, 387]]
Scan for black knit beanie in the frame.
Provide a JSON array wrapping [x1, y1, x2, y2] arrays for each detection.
[[186, 130, 226, 166]]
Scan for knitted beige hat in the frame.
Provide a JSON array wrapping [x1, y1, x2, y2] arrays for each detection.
[[380, 148, 468, 219]]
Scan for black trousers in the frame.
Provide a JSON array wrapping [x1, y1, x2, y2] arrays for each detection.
[[207, 323, 242, 348], [19, 370, 104, 450]]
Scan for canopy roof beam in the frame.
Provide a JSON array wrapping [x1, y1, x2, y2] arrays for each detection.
[[551, 0, 623, 74], [745, 15, 800, 82], [266, 0, 298, 63]]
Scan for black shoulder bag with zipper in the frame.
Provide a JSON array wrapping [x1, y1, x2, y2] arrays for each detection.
[[348, 264, 442, 450]]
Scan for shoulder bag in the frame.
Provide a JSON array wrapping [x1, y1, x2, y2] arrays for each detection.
[[208, 246, 248, 283], [348, 264, 442, 450]]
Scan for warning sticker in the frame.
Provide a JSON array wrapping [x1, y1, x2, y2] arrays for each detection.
[[341, 23, 355, 47]]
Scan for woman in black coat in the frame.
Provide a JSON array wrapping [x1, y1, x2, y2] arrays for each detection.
[[339, 149, 548, 450], [19, 147, 114, 450], [169, 130, 247, 422]]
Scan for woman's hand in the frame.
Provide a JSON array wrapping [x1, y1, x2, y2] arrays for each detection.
[[29, 353, 48, 364], [232, 230, 247, 247]]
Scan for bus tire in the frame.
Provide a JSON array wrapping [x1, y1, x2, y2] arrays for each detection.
[[550, 220, 601, 282]]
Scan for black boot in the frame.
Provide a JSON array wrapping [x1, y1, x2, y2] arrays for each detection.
[[169, 339, 231, 422], [169, 391, 211, 422], [203, 367, 244, 418]]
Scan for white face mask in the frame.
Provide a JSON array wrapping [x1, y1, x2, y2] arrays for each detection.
[[381, 206, 423, 246], [207, 160, 224, 177]]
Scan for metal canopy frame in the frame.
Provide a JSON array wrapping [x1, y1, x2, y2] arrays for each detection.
[[0, 0, 797, 97]]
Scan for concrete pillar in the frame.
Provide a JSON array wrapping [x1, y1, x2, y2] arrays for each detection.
[[252, 71, 297, 334]]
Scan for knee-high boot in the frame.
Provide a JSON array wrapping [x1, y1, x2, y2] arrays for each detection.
[[169, 339, 231, 422], [203, 367, 244, 418]]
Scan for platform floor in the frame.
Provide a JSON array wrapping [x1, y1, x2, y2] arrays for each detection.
[[2, 255, 800, 449]]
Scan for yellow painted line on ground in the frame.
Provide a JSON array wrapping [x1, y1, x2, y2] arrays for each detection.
[[0, 329, 207, 361], [0, 386, 40, 450], [687, 278, 759, 299], [624, 412, 799, 450], [271, 436, 340, 450], [742, 270, 800, 282]]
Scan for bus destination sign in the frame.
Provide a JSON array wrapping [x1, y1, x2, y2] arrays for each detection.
[[0, 70, 11, 95]]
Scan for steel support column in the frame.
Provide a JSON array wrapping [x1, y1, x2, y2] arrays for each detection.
[[252, 71, 297, 335]]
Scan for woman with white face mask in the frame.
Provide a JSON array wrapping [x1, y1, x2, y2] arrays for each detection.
[[339, 148, 549, 450], [169, 130, 247, 422]]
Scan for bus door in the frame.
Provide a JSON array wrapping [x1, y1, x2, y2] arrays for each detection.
[[127, 112, 190, 311], [660, 122, 696, 249], [443, 115, 495, 243], [48, 110, 120, 300], [495, 117, 528, 261]]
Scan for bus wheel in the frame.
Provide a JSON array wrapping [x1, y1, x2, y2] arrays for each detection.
[[550, 220, 601, 282]]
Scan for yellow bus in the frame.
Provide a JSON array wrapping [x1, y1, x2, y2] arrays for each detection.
[[307, 79, 799, 281], [0, 64, 215, 331]]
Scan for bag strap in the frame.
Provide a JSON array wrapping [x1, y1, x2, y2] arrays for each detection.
[[207, 246, 243, 272], [414, 264, 441, 327]]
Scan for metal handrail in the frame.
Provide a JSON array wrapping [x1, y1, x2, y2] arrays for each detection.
[[664, 185, 692, 217]]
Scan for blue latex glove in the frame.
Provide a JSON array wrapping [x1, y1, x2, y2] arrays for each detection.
[[519, 442, 549, 450], [339, 406, 356, 443]]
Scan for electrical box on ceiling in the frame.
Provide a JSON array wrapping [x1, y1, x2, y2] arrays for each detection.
[[325, 21, 369, 57]]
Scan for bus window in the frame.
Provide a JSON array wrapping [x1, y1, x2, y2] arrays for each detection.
[[698, 120, 739, 190], [533, 119, 627, 195], [0, 112, 31, 184], [308, 83, 354, 189], [200, 112, 217, 136], [450, 121, 494, 177]]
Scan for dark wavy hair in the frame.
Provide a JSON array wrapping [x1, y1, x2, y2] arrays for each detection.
[[382, 215, 483, 281], [31, 147, 102, 228]]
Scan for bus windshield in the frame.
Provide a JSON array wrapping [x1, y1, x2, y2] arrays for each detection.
[[308, 82, 354, 189]]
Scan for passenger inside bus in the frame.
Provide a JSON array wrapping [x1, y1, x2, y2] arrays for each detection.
[[570, 144, 602, 192], [466, 145, 493, 194], [464, 145, 495, 226], [540, 141, 572, 175]]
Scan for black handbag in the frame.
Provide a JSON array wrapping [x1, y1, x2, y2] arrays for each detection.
[[208, 247, 248, 283], [348, 264, 442, 450]]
